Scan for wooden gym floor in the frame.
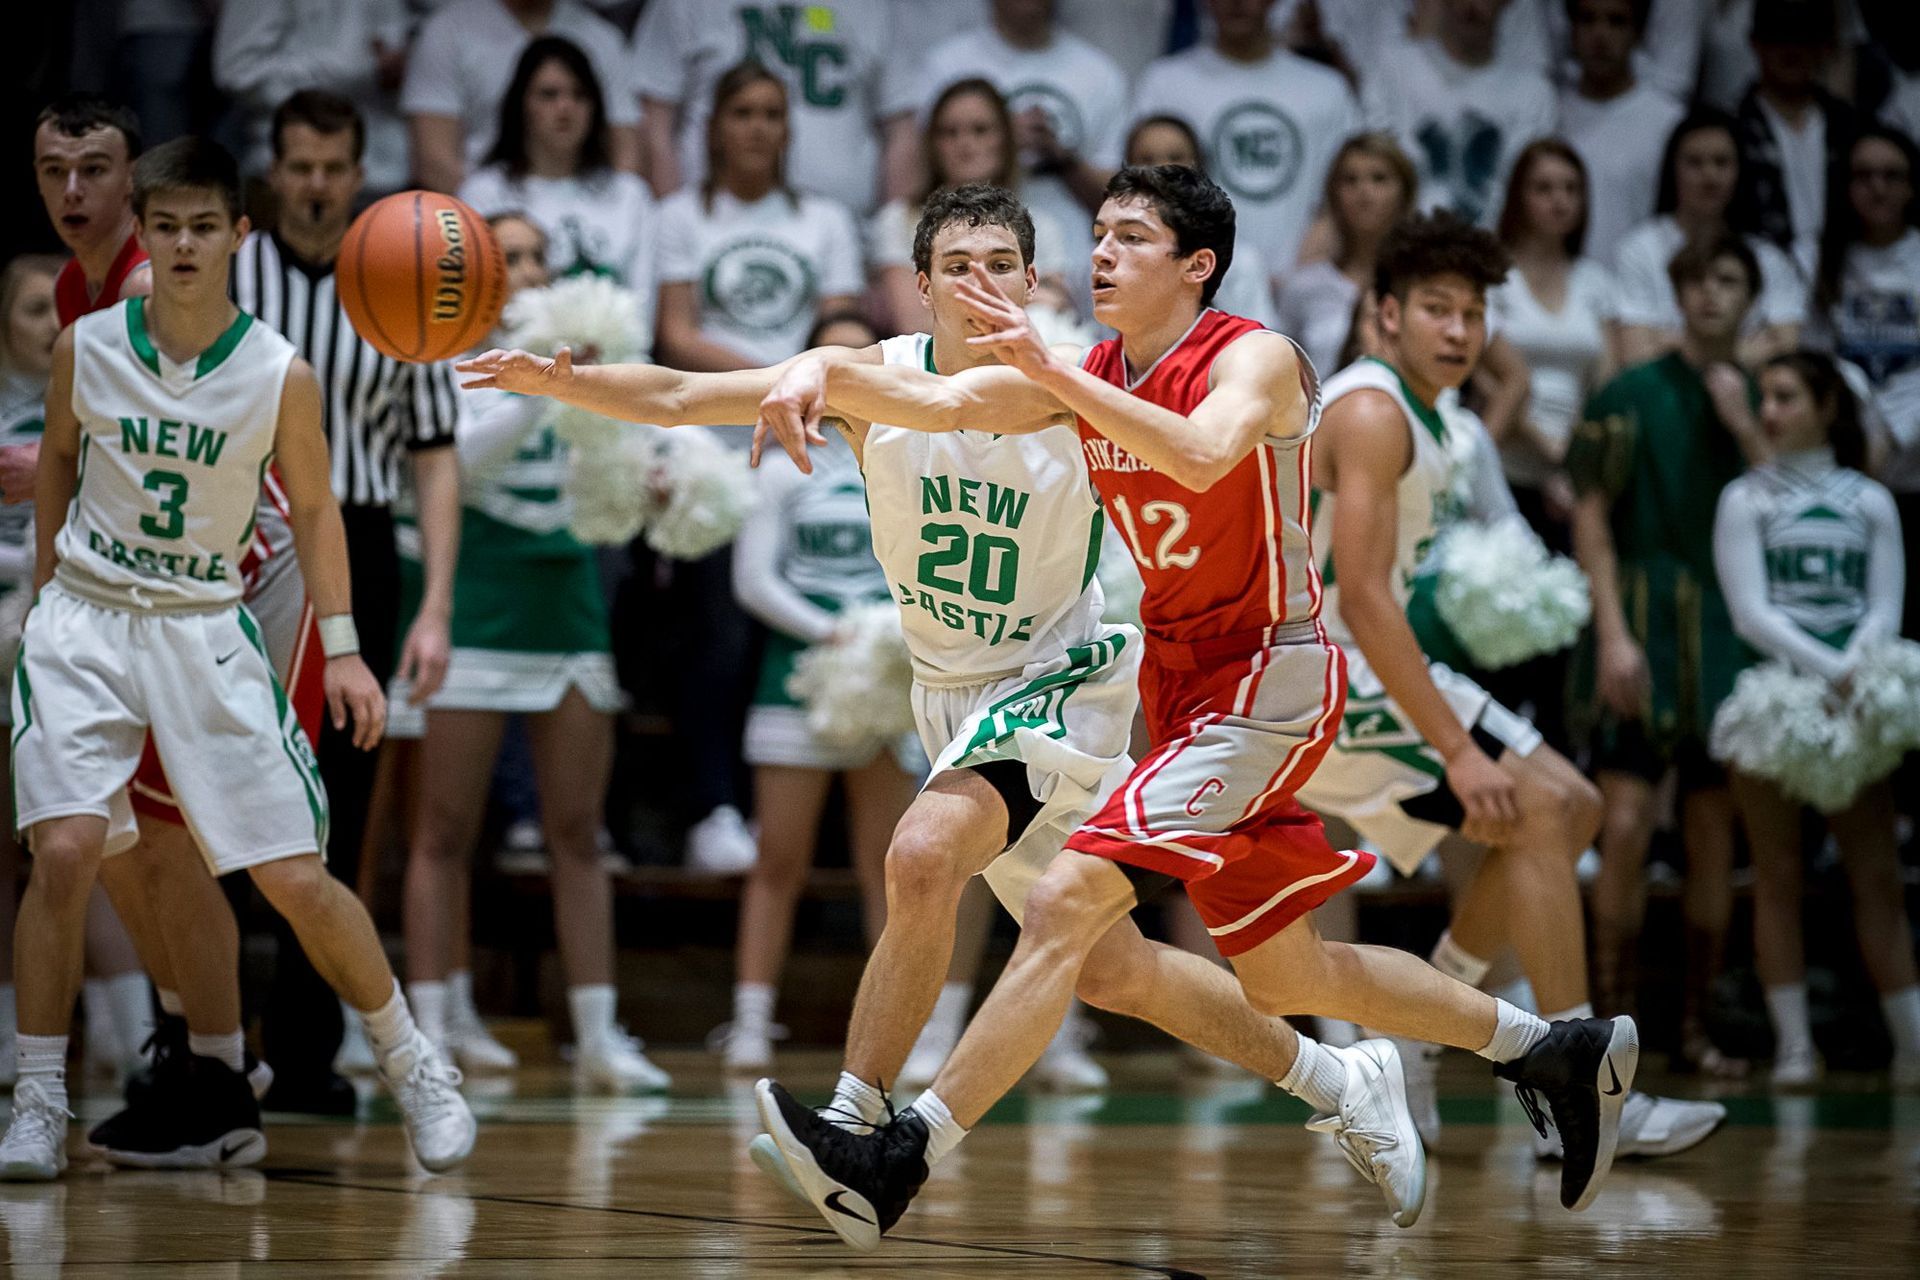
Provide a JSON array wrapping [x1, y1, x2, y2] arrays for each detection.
[[3, 1046, 1916, 1278]]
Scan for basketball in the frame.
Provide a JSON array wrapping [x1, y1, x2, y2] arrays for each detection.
[[335, 190, 505, 363]]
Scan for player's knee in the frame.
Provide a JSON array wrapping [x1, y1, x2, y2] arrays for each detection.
[[1567, 775, 1604, 849], [249, 855, 332, 919], [27, 829, 102, 903], [1021, 857, 1131, 950], [883, 821, 973, 906]]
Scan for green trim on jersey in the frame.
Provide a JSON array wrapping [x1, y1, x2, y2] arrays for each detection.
[[236, 605, 329, 852], [955, 630, 1128, 761], [1364, 357, 1448, 446], [11, 633, 32, 751], [125, 298, 256, 381], [1081, 504, 1105, 590]]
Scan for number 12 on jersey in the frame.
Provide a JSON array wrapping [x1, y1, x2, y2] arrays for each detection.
[[1107, 495, 1198, 571]]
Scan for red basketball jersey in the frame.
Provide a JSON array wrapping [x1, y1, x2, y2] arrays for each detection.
[[1078, 309, 1323, 647], [55, 232, 148, 329]]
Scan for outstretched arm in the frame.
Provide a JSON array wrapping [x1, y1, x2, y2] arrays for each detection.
[[951, 264, 1307, 491]]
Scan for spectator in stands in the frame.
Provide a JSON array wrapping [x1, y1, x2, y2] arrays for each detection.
[[1569, 232, 1770, 1076], [652, 62, 863, 876], [1808, 125, 1920, 627], [1737, 0, 1859, 279], [1544, 0, 1708, 105], [0, 252, 63, 1083], [869, 79, 1071, 335], [1360, 0, 1558, 227], [1615, 109, 1809, 365], [714, 310, 921, 1073], [213, 0, 412, 196], [1123, 114, 1278, 328], [1274, 132, 1419, 377], [913, 0, 1130, 299], [402, 0, 639, 194], [1713, 350, 1920, 1089], [1559, 0, 1687, 264], [1130, 0, 1358, 281], [459, 36, 657, 352], [402, 211, 670, 1092], [628, 0, 899, 214]]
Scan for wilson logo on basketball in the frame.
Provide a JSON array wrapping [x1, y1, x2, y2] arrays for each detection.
[[431, 209, 467, 323]]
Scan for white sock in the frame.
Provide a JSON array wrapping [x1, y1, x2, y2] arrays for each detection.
[[189, 1030, 246, 1074], [732, 982, 776, 1035], [1766, 984, 1814, 1060], [1486, 976, 1539, 1014], [826, 1071, 887, 1132], [446, 970, 480, 1025], [1475, 999, 1550, 1063], [568, 984, 619, 1050], [360, 980, 418, 1058], [907, 1088, 968, 1166], [924, 983, 972, 1040], [1543, 1003, 1595, 1024], [103, 972, 153, 1062], [1277, 1035, 1348, 1114], [1429, 932, 1492, 987], [82, 979, 118, 1058], [156, 988, 184, 1018], [16, 1033, 68, 1103], [407, 981, 449, 1044], [1881, 986, 1920, 1058]]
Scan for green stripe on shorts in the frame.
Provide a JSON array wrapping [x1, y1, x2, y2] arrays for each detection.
[[236, 607, 329, 853]]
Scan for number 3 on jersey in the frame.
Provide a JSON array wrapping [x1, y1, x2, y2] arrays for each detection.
[[140, 469, 190, 539], [1107, 494, 1198, 571]]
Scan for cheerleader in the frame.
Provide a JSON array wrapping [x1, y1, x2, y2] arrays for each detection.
[[1713, 350, 1920, 1088]]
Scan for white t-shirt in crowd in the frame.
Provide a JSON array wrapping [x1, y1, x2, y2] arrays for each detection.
[[458, 166, 659, 356], [1756, 95, 1829, 281], [1060, 0, 1175, 81], [1489, 257, 1618, 486], [915, 25, 1130, 299], [1212, 239, 1280, 332], [1132, 44, 1358, 275], [1558, 82, 1686, 264], [865, 197, 1073, 283], [1313, 0, 1555, 78], [400, 0, 640, 173], [1538, 0, 1707, 105], [1824, 230, 1920, 453], [628, 0, 893, 214], [1612, 214, 1809, 335], [1884, 73, 1920, 147], [654, 187, 865, 369], [1273, 260, 1361, 379], [1361, 38, 1559, 227]]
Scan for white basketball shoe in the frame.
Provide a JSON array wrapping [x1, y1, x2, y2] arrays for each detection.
[[378, 1032, 476, 1173], [1304, 1039, 1428, 1228], [0, 1078, 72, 1182]]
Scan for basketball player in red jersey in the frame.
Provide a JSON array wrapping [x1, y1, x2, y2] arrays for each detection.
[[752, 166, 1640, 1247]]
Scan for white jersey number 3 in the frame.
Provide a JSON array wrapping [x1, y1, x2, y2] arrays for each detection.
[[1109, 495, 1199, 571]]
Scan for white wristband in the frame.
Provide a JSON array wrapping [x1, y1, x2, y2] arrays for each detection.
[[318, 614, 360, 658]]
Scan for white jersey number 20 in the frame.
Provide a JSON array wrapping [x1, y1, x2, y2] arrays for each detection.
[[1109, 495, 1199, 571]]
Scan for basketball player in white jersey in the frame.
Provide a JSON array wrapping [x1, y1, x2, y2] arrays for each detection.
[[1301, 211, 1724, 1162], [0, 137, 473, 1181], [459, 183, 1430, 1226]]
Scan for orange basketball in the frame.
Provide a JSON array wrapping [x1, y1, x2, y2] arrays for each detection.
[[335, 191, 506, 364]]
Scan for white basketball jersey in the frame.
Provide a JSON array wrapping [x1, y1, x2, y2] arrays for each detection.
[[1316, 356, 1468, 646], [863, 334, 1107, 683], [59, 299, 294, 610]]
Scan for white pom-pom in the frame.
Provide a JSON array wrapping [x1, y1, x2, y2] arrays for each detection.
[[503, 275, 645, 363], [547, 401, 627, 450], [1432, 517, 1591, 669], [642, 428, 754, 561], [1710, 661, 1888, 813], [1849, 637, 1920, 760], [786, 603, 915, 750], [565, 429, 658, 546]]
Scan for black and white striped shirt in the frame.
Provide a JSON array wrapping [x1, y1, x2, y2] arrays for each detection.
[[233, 231, 461, 507]]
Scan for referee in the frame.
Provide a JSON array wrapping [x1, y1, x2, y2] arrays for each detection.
[[236, 89, 462, 1111]]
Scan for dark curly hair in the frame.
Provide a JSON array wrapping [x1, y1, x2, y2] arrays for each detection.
[[1103, 164, 1235, 306], [1762, 350, 1866, 472], [912, 182, 1036, 276], [1374, 210, 1510, 302]]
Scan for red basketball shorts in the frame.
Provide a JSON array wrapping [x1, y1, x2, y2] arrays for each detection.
[[1064, 624, 1373, 957]]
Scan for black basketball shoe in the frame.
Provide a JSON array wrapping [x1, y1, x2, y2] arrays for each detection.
[[121, 1014, 190, 1108], [1492, 1015, 1639, 1211], [90, 1055, 267, 1169], [755, 1078, 929, 1252]]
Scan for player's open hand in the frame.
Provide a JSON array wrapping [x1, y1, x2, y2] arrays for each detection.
[[755, 356, 831, 473], [325, 654, 387, 751], [1446, 744, 1518, 846], [456, 346, 575, 394], [954, 264, 1054, 378], [396, 609, 452, 704], [0, 443, 39, 504]]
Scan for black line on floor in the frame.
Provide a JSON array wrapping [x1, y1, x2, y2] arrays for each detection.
[[263, 1170, 1208, 1278]]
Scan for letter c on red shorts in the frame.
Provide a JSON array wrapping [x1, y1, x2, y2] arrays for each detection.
[[1186, 778, 1227, 817]]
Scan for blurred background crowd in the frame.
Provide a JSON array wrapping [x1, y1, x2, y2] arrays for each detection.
[[2, 0, 1917, 1105]]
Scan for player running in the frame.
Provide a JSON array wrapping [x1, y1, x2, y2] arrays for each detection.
[[748, 166, 1640, 1249]]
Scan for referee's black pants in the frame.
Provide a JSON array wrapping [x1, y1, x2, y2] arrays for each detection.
[[260, 503, 400, 1087]]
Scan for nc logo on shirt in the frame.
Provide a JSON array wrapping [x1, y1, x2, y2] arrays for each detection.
[[703, 236, 817, 334], [1004, 82, 1086, 154], [742, 5, 850, 108], [1413, 112, 1503, 225], [1209, 102, 1304, 199]]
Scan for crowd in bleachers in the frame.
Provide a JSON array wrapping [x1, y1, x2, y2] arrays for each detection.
[[4, 0, 1918, 1100]]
